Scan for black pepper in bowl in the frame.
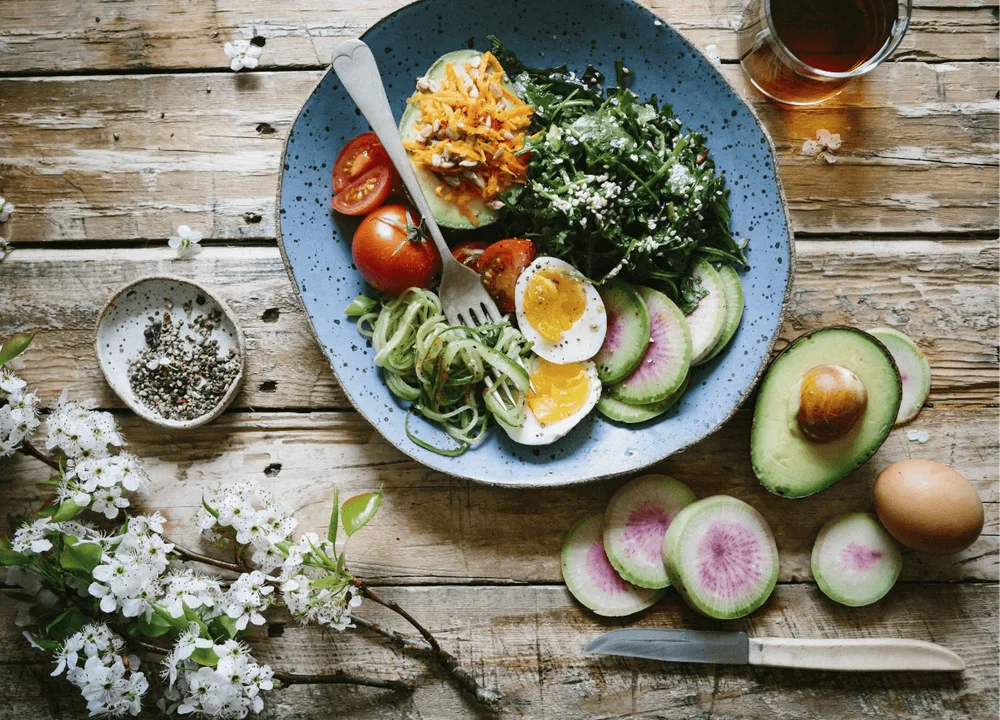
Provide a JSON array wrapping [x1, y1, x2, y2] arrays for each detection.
[[128, 312, 241, 421]]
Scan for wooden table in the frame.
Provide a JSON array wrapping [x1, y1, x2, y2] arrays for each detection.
[[0, 1, 997, 717]]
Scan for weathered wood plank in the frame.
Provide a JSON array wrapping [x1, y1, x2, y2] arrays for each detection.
[[4, 404, 997, 584], [0, 0, 994, 74], [0, 64, 995, 241], [0, 584, 996, 719], [2, 241, 995, 410]]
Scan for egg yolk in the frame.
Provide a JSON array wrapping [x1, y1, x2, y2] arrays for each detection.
[[523, 267, 586, 343], [527, 359, 592, 425]]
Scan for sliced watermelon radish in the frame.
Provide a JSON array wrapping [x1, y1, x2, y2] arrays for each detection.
[[603, 475, 697, 588], [811, 512, 901, 607], [609, 288, 691, 404], [594, 280, 651, 385], [685, 259, 728, 365], [561, 513, 665, 616], [869, 327, 931, 425], [703, 265, 745, 363], [662, 495, 779, 619], [597, 374, 689, 424]]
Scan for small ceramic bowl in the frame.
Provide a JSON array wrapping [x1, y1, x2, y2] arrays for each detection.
[[95, 275, 246, 429]]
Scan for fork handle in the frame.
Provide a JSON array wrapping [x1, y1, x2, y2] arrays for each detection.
[[331, 40, 451, 260]]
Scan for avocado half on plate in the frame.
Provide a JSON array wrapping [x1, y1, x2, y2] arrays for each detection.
[[398, 50, 522, 230], [751, 327, 902, 498]]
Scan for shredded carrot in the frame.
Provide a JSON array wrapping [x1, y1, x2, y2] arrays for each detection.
[[402, 51, 533, 225]]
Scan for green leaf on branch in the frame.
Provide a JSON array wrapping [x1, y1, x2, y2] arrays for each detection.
[[212, 614, 240, 640], [341, 487, 383, 537], [25, 633, 60, 652], [45, 607, 89, 641], [153, 604, 191, 632], [0, 332, 34, 366], [182, 602, 209, 635], [60, 537, 102, 574], [133, 612, 174, 639], [190, 646, 220, 667], [0, 538, 30, 567], [51, 498, 86, 522], [327, 486, 339, 546], [310, 573, 348, 590]]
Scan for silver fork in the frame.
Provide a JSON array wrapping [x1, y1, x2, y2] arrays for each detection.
[[331, 40, 502, 329]]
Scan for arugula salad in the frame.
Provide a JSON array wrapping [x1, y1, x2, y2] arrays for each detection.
[[332, 39, 748, 454]]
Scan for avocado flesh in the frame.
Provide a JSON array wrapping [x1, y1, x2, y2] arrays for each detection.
[[398, 50, 517, 230], [751, 327, 902, 498]]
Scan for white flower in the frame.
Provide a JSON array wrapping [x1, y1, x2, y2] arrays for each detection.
[[224, 39, 262, 72], [11, 517, 57, 554], [168, 224, 203, 257], [168, 643, 272, 717], [0, 369, 39, 458], [0, 237, 7, 263], [803, 129, 842, 164], [0, 196, 13, 223], [278, 533, 360, 631], [160, 570, 222, 619], [224, 571, 274, 631], [45, 396, 124, 461], [57, 625, 148, 717]]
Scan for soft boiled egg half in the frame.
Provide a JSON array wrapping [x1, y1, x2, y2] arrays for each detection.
[[498, 356, 602, 445], [514, 257, 607, 364]]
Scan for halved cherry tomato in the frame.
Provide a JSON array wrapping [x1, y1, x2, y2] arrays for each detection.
[[330, 165, 393, 216], [451, 241, 489, 269], [352, 205, 441, 296], [477, 238, 536, 313], [333, 132, 390, 193]]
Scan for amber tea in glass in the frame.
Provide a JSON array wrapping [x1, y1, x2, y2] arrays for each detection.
[[738, 0, 912, 105]]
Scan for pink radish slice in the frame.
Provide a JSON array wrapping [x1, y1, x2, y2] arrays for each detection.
[[869, 327, 931, 425], [610, 287, 691, 404], [684, 259, 728, 365], [561, 513, 665, 617], [662, 495, 778, 619], [603, 475, 697, 588], [811, 512, 901, 607]]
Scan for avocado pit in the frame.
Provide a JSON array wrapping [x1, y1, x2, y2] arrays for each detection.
[[796, 364, 868, 442]]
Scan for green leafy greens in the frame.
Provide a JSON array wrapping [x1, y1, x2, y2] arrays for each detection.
[[490, 37, 747, 313]]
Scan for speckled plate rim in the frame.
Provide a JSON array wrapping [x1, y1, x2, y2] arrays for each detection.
[[275, 0, 795, 487], [94, 274, 247, 430]]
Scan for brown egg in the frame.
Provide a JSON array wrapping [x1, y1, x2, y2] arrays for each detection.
[[796, 364, 868, 442], [874, 459, 984, 555]]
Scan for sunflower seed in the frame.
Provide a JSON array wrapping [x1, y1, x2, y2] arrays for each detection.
[[459, 159, 479, 168], [503, 130, 514, 140], [470, 55, 482, 68], [431, 154, 443, 167], [464, 170, 485, 188], [440, 160, 455, 169], [469, 86, 479, 98], [493, 148, 504, 159], [442, 174, 462, 187], [416, 76, 430, 91], [487, 200, 505, 210], [432, 118, 440, 133], [490, 82, 503, 99]]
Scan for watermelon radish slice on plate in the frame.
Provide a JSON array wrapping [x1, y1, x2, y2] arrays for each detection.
[[597, 374, 689, 424], [609, 287, 691, 404], [703, 265, 744, 363], [603, 475, 697, 588], [594, 280, 651, 385], [561, 512, 665, 616], [662, 495, 779, 619], [684, 259, 728, 365], [811, 512, 901, 607], [869, 327, 931, 425]]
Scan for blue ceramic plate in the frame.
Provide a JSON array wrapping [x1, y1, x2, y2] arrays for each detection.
[[277, 0, 793, 487]]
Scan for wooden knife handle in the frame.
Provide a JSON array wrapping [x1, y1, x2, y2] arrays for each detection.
[[749, 637, 965, 672]]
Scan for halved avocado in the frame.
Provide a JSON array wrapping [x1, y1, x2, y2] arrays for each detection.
[[398, 50, 518, 230], [751, 327, 902, 498]]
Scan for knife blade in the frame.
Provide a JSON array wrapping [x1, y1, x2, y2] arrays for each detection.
[[585, 629, 965, 672]]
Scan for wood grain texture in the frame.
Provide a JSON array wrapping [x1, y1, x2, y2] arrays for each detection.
[[0, 584, 996, 719], [0, 63, 995, 242], [2, 240, 995, 410], [4, 404, 997, 584], [0, 0, 995, 74]]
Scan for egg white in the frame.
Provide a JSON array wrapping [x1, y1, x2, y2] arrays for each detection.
[[514, 257, 607, 364], [498, 357, 602, 446]]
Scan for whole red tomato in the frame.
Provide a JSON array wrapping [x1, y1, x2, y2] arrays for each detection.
[[352, 205, 441, 296], [477, 238, 536, 313]]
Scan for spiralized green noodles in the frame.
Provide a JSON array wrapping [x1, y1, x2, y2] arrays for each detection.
[[349, 288, 531, 455]]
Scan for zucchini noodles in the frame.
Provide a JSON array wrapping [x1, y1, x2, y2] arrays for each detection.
[[347, 289, 531, 455]]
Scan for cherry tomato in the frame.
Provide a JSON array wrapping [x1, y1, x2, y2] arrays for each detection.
[[352, 205, 441, 296], [477, 238, 536, 313], [451, 241, 490, 269], [330, 165, 393, 216], [333, 132, 390, 193]]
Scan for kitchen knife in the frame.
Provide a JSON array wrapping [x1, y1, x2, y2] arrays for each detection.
[[585, 629, 965, 672]]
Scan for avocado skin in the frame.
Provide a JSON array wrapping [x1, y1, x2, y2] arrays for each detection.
[[750, 326, 902, 499]]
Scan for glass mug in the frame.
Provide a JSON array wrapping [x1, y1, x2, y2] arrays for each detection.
[[738, 0, 913, 105]]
